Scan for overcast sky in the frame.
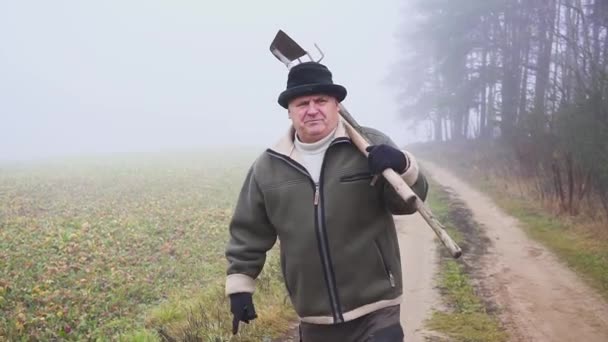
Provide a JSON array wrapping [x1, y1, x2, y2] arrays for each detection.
[[0, 0, 426, 161]]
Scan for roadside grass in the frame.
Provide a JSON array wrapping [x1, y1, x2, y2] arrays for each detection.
[[412, 142, 608, 301], [0, 148, 294, 341], [427, 261, 507, 342], [495, 196, 608, 300], [424, 178, 508, 342], [424, 181, 464, 246]]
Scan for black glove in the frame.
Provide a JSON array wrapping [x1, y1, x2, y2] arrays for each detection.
[[230, 292, 257, 335], [365, 144, 409, 174]]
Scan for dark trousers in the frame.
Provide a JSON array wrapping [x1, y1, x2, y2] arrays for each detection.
[[299, 305, 404, 342]]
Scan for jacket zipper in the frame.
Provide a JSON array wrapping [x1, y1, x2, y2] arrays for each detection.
[[267, 141, 347, 323], [317, 140, 348, 322], [314, 181, 343, 322], [375, 241, 396, 288]]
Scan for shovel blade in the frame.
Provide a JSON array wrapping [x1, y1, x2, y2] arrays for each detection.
[[269, 30, 307, 64]]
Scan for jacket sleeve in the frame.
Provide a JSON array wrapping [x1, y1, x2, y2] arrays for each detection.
[[225, 165, 277, 296], [362, 127, 429, 215]]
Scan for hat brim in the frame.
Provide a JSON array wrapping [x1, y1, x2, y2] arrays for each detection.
[[278, 83, 347, 109]]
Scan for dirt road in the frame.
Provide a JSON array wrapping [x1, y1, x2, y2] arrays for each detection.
[[420, 160, 608, 342], [395, 213, 441, 341]]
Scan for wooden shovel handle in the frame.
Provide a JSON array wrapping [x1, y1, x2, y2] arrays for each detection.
[[342, 118, 463, 259]]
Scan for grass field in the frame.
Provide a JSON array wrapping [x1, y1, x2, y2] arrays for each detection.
[[0, 148, 295, 341]]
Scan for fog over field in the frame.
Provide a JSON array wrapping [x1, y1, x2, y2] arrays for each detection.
[[0, 0, 425, 162]]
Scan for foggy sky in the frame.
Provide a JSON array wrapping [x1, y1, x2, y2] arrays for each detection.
[[0, 0, 426, 161]]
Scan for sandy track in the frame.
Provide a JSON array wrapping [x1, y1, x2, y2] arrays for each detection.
[[422, 160, 608, 342], [395, 212, 441, 341]]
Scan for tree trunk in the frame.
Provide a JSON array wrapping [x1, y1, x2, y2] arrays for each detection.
[[452, 109, 465, 141], [552, 159, 566, 210], [480, 47, 489, 139], [567, 153, 575, 214], [501, 1, 524, 140], [434, 116, 443, 142], [549, 0, 562, 121], [519, 39, 530, 121], [533, 0, 557, 135]]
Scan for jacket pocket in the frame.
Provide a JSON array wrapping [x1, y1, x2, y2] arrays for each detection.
[[340, 172, 373, 183], [374, 240, 396, 288]]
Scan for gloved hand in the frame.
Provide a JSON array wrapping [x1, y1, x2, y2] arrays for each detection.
[[230, 292, 257, 335], [365, 144, 409, 175]]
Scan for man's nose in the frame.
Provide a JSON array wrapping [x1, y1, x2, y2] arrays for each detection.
[[305, 102, 319, 115]]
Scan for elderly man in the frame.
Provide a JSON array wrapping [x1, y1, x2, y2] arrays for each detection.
[[225, 62, 428, 341]]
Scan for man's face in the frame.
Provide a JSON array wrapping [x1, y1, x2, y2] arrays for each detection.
[[287, 94, 340, 143]]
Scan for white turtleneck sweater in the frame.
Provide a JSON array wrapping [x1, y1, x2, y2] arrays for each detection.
[[294, 126, 338, 183]]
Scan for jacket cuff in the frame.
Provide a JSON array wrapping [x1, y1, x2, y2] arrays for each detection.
[[400, 150, 419, 186], [225, 273, 256, 296]]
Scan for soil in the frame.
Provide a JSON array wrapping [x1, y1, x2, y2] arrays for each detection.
[[395, 211, 442, 341]]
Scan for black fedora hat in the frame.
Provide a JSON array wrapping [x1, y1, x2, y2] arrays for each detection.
[[278, 62, 347, 109]]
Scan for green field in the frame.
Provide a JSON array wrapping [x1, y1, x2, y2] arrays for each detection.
[[0, 149, 295, 341]]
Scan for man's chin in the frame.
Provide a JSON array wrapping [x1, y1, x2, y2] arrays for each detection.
[[307, 127, 326, 135], [305, 121, 324, 126], [306, 121, 328, 131], [303, 129, 331, 141]]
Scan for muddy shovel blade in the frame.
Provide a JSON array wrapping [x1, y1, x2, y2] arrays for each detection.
[[269, 30, 307, 66]]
